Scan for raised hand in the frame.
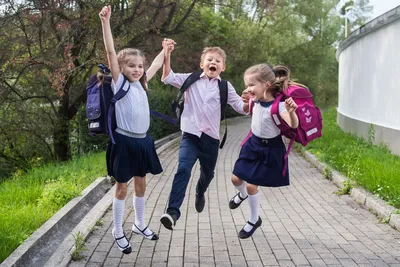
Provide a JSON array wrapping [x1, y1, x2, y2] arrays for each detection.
[[285, 97, 297, 113], [99, 5, 111, 22], [162, 38, 176, 53]]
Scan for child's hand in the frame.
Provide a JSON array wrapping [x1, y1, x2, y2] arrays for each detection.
[[162, 38, 176, 53], [241, 89, 250, 103], [99, 5, 111, 22], [285, 97, 297, 113]]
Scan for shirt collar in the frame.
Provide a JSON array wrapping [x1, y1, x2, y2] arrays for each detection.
[[200, 72, 222, 81], [255, 100, 274, 108]]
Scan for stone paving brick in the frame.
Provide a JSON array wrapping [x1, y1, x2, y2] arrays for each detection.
[[66, 117, 400, 267]]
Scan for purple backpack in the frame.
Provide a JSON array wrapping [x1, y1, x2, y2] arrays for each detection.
[[241, 84, 323, 176]]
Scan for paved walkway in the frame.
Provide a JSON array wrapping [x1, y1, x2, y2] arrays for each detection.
[[68, 117, 400, 267]]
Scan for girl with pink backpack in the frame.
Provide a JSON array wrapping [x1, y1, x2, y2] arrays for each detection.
[[229, 64, 301, 239]]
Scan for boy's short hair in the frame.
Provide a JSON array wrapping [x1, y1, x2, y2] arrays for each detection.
[[200, 47, 226, 64]]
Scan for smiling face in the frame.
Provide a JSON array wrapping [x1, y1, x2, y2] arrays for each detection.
[[200, 51, 226, 79], [120, 55, 144, 82], [244, 73, 270, 102]]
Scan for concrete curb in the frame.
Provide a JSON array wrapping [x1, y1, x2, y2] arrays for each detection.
[[1, 132, 182, 267], [303, 150, 400, 231]]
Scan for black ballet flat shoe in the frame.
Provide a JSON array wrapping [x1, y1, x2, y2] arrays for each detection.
[[132, 224, 159, 240], [238, 216, 262, 239], [229, 192, 248, 209], [112, 229, 132, 254]]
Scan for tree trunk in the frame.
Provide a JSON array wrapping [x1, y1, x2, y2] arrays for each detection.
[[53, 116, 70, 161]]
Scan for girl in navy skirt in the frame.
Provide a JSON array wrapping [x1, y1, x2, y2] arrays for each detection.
[[100, 6, 175, 254], [229, 64, 299, 239]]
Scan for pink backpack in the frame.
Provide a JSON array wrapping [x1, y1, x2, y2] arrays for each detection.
[[240, 85, 323, 176]]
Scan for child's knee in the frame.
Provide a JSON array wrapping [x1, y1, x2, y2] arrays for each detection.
[[246, 183, 258, 195], [115, 182, 128, 199], [133, 176, 146, 196], [231, 174, 243, 186], [176, 165, 192, 178]]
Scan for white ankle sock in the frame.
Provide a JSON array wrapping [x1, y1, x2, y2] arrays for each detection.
[[134, 196, 153, 236], [234, 182, 248, 204], [113, 197, 128, 247], [244, 192, 259, 232]]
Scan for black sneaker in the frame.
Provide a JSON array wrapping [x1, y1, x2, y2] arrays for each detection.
[[195, 193, 205, 213], [238, 216, 262, 239], [160, 213, 177, 230]]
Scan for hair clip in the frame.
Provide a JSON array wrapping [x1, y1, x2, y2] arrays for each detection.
[[98, 64, 111, 75]]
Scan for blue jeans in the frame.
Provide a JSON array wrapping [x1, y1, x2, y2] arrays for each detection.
[[167, 132, 219, 219]]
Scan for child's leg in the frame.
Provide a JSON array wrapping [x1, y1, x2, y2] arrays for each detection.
[[113, 182, 129, 248], [231, 174, 248, 204], [196, 134, 219, 196], [133, 176, 158, 239], [243, 183, 261, 233], [195, 135, 219, 213], [239, 184, 262, 238]]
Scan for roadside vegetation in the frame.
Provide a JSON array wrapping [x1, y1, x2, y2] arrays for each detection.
[[296, 108, 400, 208], [0, 152, 106, 262]]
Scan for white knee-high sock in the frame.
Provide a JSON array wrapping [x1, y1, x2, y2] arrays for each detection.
[[244, 192, 260, 232], [134, 196, 153, 236], [113, 198, 126, 237], [134, 196, 145, 228], [234, 182, 248, 204]]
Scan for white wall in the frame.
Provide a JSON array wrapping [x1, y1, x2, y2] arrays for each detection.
[[338, 18, 400, 131]]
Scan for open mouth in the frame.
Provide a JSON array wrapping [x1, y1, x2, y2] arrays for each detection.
[[209, 66, 217, 72]]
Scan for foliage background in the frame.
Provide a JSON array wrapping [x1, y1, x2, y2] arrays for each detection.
[[0, 0, 372, 179]]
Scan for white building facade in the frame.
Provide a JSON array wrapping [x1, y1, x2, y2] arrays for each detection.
[[336, 6, 400, 155]]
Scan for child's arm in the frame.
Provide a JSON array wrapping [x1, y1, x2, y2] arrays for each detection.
[[226, 83, 248, 115], [146, 39, 176, 81], [162, 39, 174, 81], [99, 5, 119, 83], [280, 97, 299, 128]]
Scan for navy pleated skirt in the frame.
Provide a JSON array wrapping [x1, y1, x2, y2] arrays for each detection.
[[232, 134, 289, 187], [106, 131, 163, 183]]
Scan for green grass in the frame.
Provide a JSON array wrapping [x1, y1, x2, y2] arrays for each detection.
[[0, 152, 106, 263], [298, 108, 400, 208]]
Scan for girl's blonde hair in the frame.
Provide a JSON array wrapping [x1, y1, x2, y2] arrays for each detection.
[[244, 63, 306, 96]]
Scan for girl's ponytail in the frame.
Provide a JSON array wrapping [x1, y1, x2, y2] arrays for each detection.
[[97, 71, 105, 86], [268, 65, 290, 96]]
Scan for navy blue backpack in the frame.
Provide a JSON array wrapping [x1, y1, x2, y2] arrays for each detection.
[[86, 64, 131, 144]]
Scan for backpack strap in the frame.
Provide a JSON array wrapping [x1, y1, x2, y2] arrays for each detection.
[[270, 94, 296, 177], [108, 75, 131, 144], [175, 71, 203, 107], [239, 98, 255, 146], [219, 79, 228, 149]]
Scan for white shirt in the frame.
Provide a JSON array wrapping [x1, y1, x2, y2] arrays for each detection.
[[163, 70, 246, 140], [251, 101, 286, 139], [112, 73, 150, 134]]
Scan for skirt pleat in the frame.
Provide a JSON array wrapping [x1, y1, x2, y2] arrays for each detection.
[[232, 135, 289, 187], [106, 132, 163, 182]]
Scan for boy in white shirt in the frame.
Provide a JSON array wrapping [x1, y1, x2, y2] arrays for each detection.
[[160, 41, 249, 230]]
